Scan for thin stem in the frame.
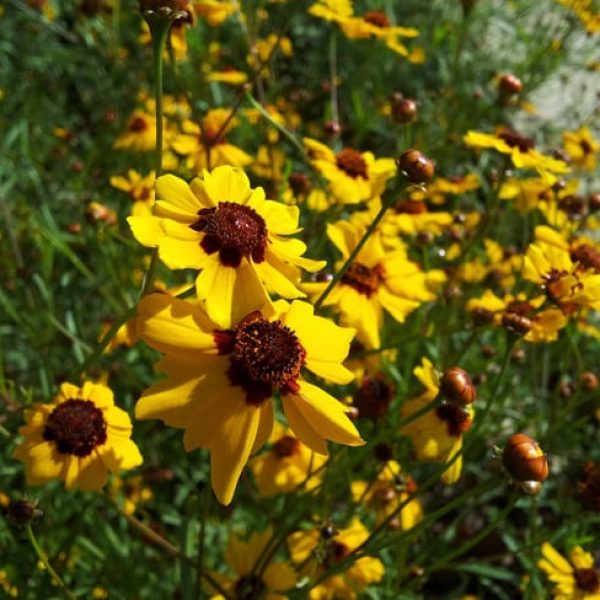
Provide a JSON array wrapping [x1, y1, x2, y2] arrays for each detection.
[[118, 508, 231, 599], [314, 190, 400, 312], [26, 524, 76, 600], [140, 12, 172, 297]]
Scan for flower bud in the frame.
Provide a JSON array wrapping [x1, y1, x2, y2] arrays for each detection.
[[497, 74, 523, 105], [501, 311, 532, 336], [440, 367, 476, 405], [353, 374, 394, 421], [8, 498, 41, 527], [324, 121, 341, 137], [588, 192, 600, 212], [502, 433, 548, 483], [391, 97, 418, 125], [580, 371, 598, 391], [397, 149, 435, 183]]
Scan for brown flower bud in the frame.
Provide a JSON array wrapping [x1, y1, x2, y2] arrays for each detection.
[[288, 172, 311, 196], [498, 74, 523, 97], [8, 499, 41, 527], [85, 202, 117, 226], [588, 192, 600, 212], [440, 367, 477, 405], [501, 311, 532, 336], [502, 433, 548, 483], [472, 307, 495, 327], [397, 149, 435, 183], [580, 371, 598, 391], [324, 120, 341, 137], [391, 97, 418, 125], [559, 194, 587, 220]]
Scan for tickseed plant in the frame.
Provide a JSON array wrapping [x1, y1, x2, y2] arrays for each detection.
[[1, 0, 600, 598]]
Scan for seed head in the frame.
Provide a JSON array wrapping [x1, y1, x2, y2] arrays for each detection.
[[397, 149, 435, 183]]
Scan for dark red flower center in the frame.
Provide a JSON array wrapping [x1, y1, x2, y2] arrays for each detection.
[[571, 244, 600, 273], [190, 202, 268, 267], [436, 403, 472, 437], [498, 130, 534, 152], [575, 568, 600, 593], [323, 541, 350, 568], [129, 116, 149, 132], [215, 312, 306, 406], [336, 149, 368, 179], [341, 262, 383, 296], [353, 375, 394, 420], [580, 139, 593, 154], [234, 574, 266, 600], [43, 399, 107, 457], [273, 435, 301, 458], [363, 10, 390, 28]]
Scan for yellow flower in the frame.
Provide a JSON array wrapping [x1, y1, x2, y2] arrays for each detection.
[[288, 518, 384, 599], [0, 569, 18, 598], [304, 137, 396, 204], [308, 0, 353, 23], [464, 129, 569, 183], [135, 294, 363, 505], [563, 126, 599, 171], [467, 290, 568, 342], [523, 241, 600, 313], [206, 67, 248, 85], [109, 474, 153, 516], [128, 166, 325, 328], [538, 542, 600, 599], [338, 10, 418, 56], [351, 460, 423, 529], [305, 219, 444, 348], [110, 170, 156, 216], [250, 422, 327, 497], [172, 109, 252, 173], [400, 358, 474, 484], [114, 110, 157, 152], [14, 381, 142, 491], [208, 528, 296, 599], [194, 0, 238, 26]]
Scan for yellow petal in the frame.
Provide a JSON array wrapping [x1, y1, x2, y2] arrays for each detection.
[[156, 174, 201, 214], [210, 400, 261, 505], [288, 381, 364, 447]]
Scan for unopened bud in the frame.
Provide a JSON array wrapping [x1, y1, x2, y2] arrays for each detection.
[[580, 371, 598, 391], [502, 433, 548, 483], [397, 149, 435, 183], [8, 499, 41, 527], [391, 97, 418, 125], [502, 311, 532, 336], [440, 367, 477, 405], [497, 74, 523, 104]]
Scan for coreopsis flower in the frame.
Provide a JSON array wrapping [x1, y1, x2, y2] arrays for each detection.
[[109, 475, 153, 516], [411, 173, 480, 206], [208, 528, 296, 599], [288, 518, 384, 599], [250, 422, 327, 497], [114, 110, 157, 152], [351, 460, 423, 529], [135, 293, 363, 504], [400, 358, 474, 484], [308, 0, 353, 23], [14, 382, 142, 491], [305, 219, 445, 348], [523, 240, 600, 313], [0, 570, 18, 598], [563, 126, 599, 171], [534, 225, 600, 275], [194, 0, 237, 26], [500, 177, 579, 220], [342, 12, 418, 56], [304, 137, 396, 204], [128, 165, 325, 328], [110, 170, 156, 216], [172, 109, 252, 173], [538, 542, 600, 599], [464, 129, 569, 183], [206, 67, 248, 85], [466, 291, 568, 342]]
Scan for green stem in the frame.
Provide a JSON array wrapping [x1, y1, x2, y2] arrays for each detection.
[[140, 11, 173, 297], [26, 524, 76, 600], [314, 190, 400, 312]]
